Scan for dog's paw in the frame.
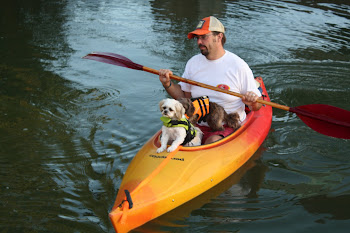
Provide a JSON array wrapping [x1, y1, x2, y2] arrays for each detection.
[[167, 146, 177, 152], [156, 147, 166, 153], [217, 126, 225, 131], [210, 125, 225, 131]]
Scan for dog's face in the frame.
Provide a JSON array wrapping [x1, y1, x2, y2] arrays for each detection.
[[178, 98, 195, 117], [159, 99, 185, 120]]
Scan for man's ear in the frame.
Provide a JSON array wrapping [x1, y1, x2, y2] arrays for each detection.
[[217, 32, 223, 42]]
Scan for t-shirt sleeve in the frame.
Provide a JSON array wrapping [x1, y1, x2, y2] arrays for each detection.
[[240, 64, 262, 97]]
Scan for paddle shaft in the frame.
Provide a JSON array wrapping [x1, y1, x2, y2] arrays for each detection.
[[143, 66, 290, 111]]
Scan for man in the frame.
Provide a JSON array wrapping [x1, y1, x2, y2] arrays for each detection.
[[159, 16, 262, 144]]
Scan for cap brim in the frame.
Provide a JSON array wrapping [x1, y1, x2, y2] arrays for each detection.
[[187, 29, 211, 39]]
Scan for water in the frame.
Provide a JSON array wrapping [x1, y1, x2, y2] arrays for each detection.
[[0, 0, 349, 232]]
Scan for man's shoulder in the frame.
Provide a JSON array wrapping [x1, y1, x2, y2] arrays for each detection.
[[225, 50, 244, 62], [186, 54, 206, 67], [188, 53, 205, 62], [224, 50, 250, 68]]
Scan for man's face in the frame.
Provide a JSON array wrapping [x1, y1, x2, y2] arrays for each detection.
[[194, 33, 218, 57]]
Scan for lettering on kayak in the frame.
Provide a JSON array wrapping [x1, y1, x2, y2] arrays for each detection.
[[149, 154, 184, 161]]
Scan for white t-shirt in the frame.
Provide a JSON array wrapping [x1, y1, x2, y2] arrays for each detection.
[[179, 50, 261, 122]]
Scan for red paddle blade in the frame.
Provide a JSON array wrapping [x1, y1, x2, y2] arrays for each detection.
[[290, 104, 350, 139], [83, 52, 143, 70]]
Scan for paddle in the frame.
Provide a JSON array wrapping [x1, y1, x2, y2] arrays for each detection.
[[83, 52, 350, 139]]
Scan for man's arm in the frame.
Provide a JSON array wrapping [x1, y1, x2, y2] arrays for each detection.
[[159, 69, 191, 99]]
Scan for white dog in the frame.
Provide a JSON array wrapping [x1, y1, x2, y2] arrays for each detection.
[[157, 98, 203, 153]]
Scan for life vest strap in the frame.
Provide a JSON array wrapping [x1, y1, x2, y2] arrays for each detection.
[[161, 117, 197, 145], [169, 119, 197, 145]]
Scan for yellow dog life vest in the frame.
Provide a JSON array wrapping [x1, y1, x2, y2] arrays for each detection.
[[187, 96, 210, 123], [160, 116, 197, 145]]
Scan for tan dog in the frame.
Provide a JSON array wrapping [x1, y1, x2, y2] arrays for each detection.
[[179, 97, 240, 131], [157, 99, 203, 153]]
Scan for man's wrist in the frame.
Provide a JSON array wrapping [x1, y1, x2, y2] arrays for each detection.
[[163, 81, 172, 89]]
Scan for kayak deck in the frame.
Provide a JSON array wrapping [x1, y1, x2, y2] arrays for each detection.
[[109, 77, 272, 233]]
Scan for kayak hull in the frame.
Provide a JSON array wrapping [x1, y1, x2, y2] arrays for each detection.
[[109, 77, 272, 233]]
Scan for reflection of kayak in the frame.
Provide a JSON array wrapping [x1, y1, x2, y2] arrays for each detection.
[[109, 77, 272, 233]]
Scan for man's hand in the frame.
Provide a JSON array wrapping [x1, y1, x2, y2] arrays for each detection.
[[159, 69, 173, 88], [242, 91, 262, 111]]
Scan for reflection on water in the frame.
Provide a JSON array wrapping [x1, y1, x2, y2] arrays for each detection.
[[1, 0, 349, 232], [299, 194, 350, 220]]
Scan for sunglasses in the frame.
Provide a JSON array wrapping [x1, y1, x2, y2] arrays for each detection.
[[193, 33, 215, 41]]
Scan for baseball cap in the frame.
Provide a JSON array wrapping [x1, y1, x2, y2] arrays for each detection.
[[187, 16, 225, 39]]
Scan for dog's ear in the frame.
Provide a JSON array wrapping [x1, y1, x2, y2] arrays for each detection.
[[186, 99, 195, 116], [175, 101, 185, 119], [159, 99, 165, 111], [179, 98, 194, 116]]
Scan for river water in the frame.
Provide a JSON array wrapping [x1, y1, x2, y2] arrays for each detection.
[[1, 0, 349, 232]]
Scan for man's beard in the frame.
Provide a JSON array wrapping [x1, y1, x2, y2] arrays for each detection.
[[199, 44, 209, 56]]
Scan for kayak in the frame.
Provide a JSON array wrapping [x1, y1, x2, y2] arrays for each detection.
[[109, 76, 272, 233]]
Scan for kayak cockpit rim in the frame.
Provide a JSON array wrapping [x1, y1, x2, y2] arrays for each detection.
[[153, 109, 257, 151]]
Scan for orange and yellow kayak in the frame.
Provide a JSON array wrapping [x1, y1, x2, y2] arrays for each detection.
[[109, 77, 272, 233]]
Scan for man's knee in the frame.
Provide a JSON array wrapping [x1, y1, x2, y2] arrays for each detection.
[[204, 135, 224, 144]]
